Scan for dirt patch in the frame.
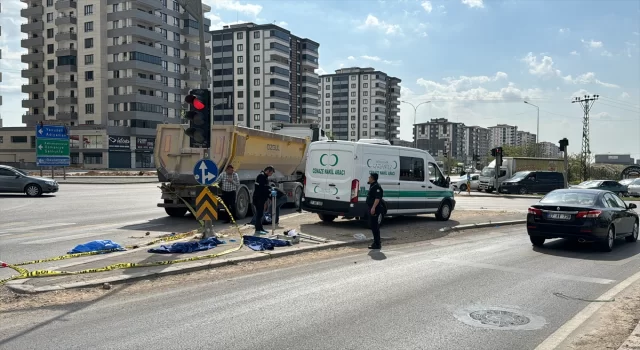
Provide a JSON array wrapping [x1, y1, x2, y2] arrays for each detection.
[[560, 279, 640, 350], [26, 170, 156, 177]]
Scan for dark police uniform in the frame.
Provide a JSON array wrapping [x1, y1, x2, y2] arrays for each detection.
[[366, 180, 384, 248], [253, 171, 271, 232]]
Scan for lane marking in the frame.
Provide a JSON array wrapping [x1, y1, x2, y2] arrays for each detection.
[[432, 258, 616, 285], [535, 269, 640, 350], [0, 222, 29, 229], [0, 223, 76, 234], [19, 223, 166, 245], [0, 233, 12, 238]]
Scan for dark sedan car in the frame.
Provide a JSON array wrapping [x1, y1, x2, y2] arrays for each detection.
[[527, 189, 638, 252]]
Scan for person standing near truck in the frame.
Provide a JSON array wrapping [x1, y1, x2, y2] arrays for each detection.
[[366, 173, 384, 250], [217, 164, 240, 224], [252, 166, 275, 235]]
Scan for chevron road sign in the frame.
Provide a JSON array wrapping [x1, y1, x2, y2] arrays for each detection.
[[196, 187, 218, 221]]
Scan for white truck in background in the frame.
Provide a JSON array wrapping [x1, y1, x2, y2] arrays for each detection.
[[478, 157, 566, 192]]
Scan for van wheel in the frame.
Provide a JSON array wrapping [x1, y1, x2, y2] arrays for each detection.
[[435, 201, 452, 221], [318, 214, 336, 223], [519, 187, 528, 195]]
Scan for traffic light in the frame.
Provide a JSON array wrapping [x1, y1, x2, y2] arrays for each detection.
[[184, 89, 211, 148], [559, 138, 569, 152]]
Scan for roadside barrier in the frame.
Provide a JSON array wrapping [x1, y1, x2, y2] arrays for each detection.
[[0, 183, 245, 286]]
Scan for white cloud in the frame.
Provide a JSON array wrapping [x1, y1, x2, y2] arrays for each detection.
[[461, 0, 484, 9], [347, 56, 356, 60], [559, 28, 570, 34], [593, 112, 614, 121], [421, 1, 433, 13], [361, 55, 381, 61], [347, 55, 402, 66], [204, 0, 262, 17], [620, 92, 630, 99], [563, 72, 620, 88], [601, 50, 613, 57], [414, 23, 428, 38], [205, 13, 251, 30], [570, 89, 592, 99], [359, 14, 402, 35], [414, 72, 526, 102], [581, 39, 603, 49], [521, 52, 562, 79], [570, 51, 580, 56], [315, 67, 328, 75], [633, 32, 639, 36], [277, 21, 288, 27]]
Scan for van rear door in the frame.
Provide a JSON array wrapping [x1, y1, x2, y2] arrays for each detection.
[[323, 143, 355, 203], [305, 143, 330, 205]]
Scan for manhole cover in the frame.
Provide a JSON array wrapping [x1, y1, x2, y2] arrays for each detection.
[[469, 310, 531, 327], [454, 306, 546, 331]]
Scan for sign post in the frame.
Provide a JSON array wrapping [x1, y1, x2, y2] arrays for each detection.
[[36, 124, 70, 174], [193, 158, 219, 238]]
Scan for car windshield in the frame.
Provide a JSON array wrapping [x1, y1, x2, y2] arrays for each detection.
[[540, 191, 598, 206], [632, 179, 640, 185], [620, 179, 634, 185], [508, 171, 530, 181], [13, 169, 27, 176], [481, 167, 494, 177], [577, 180, 601, 187]]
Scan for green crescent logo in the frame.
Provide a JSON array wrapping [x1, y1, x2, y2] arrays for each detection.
[[314, 186, 320, 193], [320, 153, 338, 166], [331, 187, 338, 195], [393, 161, 398, 169], [367, 159, 371, 167]]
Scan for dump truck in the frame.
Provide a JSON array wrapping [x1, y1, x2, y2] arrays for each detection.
[[478, 157, 566, 192], [154, 123, 325, 219]]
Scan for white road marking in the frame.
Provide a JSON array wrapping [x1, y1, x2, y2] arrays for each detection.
[[0, 222, 29, 229], [0, 223, 76, 234], [432, 258, 616, 285], [0, 233, 12, 238], [535, 269, 640, 350]]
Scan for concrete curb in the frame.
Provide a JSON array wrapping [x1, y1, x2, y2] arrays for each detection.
[[618, 318, 640, 349], [456, 194, 541, 200], [4, 218, 526, 294]]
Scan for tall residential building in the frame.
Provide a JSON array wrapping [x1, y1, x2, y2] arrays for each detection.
[[319, 67, 401, 142], [539, 141, 560, 158], [208, 23, 320, 130], [464, 126, 490, 165], [516, 130, 537, 146], [415, 118, 465, 159], [488, 124, 518, 148], [20, 0, 212, 168]]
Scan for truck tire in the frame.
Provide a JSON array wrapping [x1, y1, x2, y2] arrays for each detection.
[[165, 207, 188, 217], [294, 186, 303, 210], [234, 187, 250, 220], [486, 188, 494, 193], [318, 214, 337, 223]]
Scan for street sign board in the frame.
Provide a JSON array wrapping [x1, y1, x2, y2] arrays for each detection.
[[36, 124, 70, 167], [193, 158, 219, 185], [196, 187, 218, 221]]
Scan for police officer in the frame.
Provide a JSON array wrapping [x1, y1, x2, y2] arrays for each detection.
[[366, 173, 384, 250], [252, 166, 275, 235]]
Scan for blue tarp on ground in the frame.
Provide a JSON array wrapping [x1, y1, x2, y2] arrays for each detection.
[[242, 235, 291, 251], [148, 237, 224, 254], [68, 240, 125, 254]]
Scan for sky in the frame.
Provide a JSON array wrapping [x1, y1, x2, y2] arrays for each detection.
[[1, 0, 639, 158]]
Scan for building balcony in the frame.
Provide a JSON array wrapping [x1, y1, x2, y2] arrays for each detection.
[[108, 26, 164, 43], [55, 15, 77, 26], [56, 65, 78, 73], [22, 68, 44, 78], [180, 40, 212, 55], [21, 21, 44, 33], [21, 37, 44, 48], [55, 0, 77, 10], [55, 47, 78, 57], [56, 96, 78, 105], [55, 32, 78, 42], [22, 83, 45, 93], [134, 0, 165, 9], [22, 99, 45, 109], [56, 80, 78, 89], [22, 113, 45, 125], [301, 57, 319, 70], [267, 59, 290, 70], [181, 27, 199, 37], [106, 9, 162, 26], [56, 112, 79, 121], [108, 77, 160, 90], [181, 56, 201, 67], [182, 71, 201, 81], [21, 52, 44, 63], [21, 6, 44, 17]]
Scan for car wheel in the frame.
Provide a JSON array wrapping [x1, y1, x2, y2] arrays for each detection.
[[529, 236, 545, 247], [24, 184, 42, 197], [435, 201, 452, 221], [318, 214, 336, 223], [459, 184, 467, 191], [601, 226, 615, 252], [626, 220, 639, 243], [519, 187, 527, 195]]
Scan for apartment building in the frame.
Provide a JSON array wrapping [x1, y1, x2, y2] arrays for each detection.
[[539, 141, 560, 158], [414, 118, 465, 159], [20, 0, 212, 168], [516, 130, 537, 146], [464, 126, 490, 165], [488, 124, 518, 148], [208, 22, 320, 130], [319, 67, 401, 142]]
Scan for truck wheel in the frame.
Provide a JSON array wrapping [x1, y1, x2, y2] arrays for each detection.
[[318, 214, 336, 223], [234, 188, 250, 220], [435, 200, 452, 221], [165, 207, 188, 217], [486, 189, 494, 193], [294, 186, 303, 210]]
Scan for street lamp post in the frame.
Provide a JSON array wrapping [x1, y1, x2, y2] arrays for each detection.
[[524, 101, 540, 157], [401, 100, 431, 148]]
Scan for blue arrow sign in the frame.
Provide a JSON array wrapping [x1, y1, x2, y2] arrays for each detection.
[[36, 125, 68, 140], [193, 159, 219, 185]]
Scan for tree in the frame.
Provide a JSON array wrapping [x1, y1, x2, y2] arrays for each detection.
[[500, 144, 537, 157]]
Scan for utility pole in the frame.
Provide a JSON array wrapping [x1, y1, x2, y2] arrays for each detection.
[[400, 101, 431, 148], [572, 95, 599, 181], [524, 101, 539, 157]]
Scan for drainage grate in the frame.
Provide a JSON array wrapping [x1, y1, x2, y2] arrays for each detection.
[[469, 310, 531, 327], [454, 306, 546, 331]]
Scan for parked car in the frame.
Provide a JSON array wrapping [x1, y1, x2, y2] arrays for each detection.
[[570, 180, 628, 196], [627, 178, 640, 197], [451, 173, 480, 192], [499, 171, 565, 195], [527, 189, 638, 252], [619, 178, 636, 187], [0, 165, 59, 196]]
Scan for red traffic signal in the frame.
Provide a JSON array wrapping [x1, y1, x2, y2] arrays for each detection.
[[185, 95, 205, 110]]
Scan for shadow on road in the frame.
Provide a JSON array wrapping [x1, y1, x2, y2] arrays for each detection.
[[368, 250, 387, 261], [533, 238, 640, 261], [0, 194, 56, 199]]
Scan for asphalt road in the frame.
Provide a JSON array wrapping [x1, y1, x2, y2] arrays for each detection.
[[2, 225, 640, 350]]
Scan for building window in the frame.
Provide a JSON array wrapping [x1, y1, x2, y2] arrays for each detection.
[[47, 28, 54, 38], [238, 103, 244, 109], [11, 136, 28, 143], [85, 71, 94, 81], [351, 131, 356, 136], [237, 56, 243, 63], [85, 87, 94, 98], [253, 31, 260, 38], [351, 108, 356, 112], [363, 99, 368, 104], [254, 90, 260, 97], [47, 13, 53, 22], [351, 84, 356, 88], [350, 100, 356, 105], [237, 114, 244, 121], [84, 153, 103, 164], [325, 77, 330, 82], [237, 67, 243, 75], [237, 79, 243, 86], [351, 76, 356, 80], [46, 0, 53, 6], [237, 91, 244, 98], [254, 67, 260, 74], [237, 44, 243, 51], [237, 32, 243, 40], [363, 107, 368, 112], [84, 5, 93, 15], [85, 54, 94, 64], [47, 75, 54, 85], [84, 22, 93, 32], [254, 102, 260, 109], [363, 75, 369, 80], [253, 55, 260, 62], [48, 107, 55, 116], [325, 109, 330, 114], [85, 104, 95, 114], [253, 79, 260, 86], [351, 92, 356, 97], [47, 44, 54, 54], [363, 83, 368, 88], [351, 123, 356, 128], [85, 38, 94, 49], [47, 91, 54, 100], [254, 43, 260, 50], [325, 101, 330, 106], [254, 114, 260, 121], [47, 60, 54, 69], [363, 131, 368, 136], [363, 91, 368, 96], [325, 93, 330, 98]]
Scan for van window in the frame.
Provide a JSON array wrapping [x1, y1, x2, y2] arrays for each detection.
[[399, 156, 424, 182], [428, 162, 447, 187]]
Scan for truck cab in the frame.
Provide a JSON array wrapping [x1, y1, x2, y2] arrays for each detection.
[[478, 160, 509, 193]]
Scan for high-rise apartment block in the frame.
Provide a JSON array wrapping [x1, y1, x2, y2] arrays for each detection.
[[19, 0, 212, 168], [319, 67, 401, 142], [464, 126, 490, 164], [539, 141, 560, 158], [415, 118, 465, 159], [516, 130, 537, 146], [488, 124, 518, 148], [208, 23, 320, 130]]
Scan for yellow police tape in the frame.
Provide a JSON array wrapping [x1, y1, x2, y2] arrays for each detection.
[[0, 182, 248, 286]]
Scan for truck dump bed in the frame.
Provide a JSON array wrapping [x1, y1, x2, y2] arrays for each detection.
[[154, 124, 309, 185]]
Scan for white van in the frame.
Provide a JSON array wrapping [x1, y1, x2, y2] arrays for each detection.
[[301, 139, 455, 226]]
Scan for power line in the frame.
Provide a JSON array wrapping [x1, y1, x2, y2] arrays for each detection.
[[572, 94, 599, 181]]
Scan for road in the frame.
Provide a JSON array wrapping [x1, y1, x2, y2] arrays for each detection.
[[2, 225, 640, 350]]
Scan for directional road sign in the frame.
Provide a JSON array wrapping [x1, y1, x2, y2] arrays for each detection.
[[196, 187, 218, 221], [36, 124, 70, 167], [193, 158, 219, 185]]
